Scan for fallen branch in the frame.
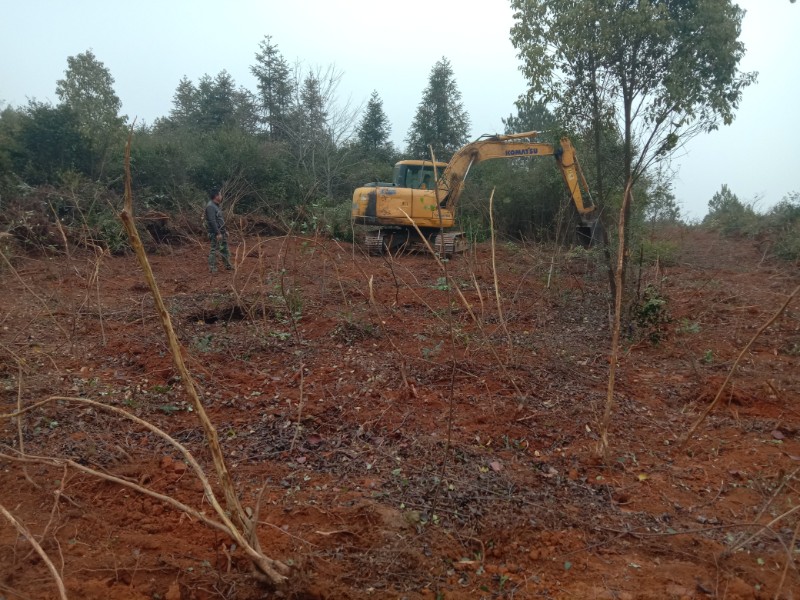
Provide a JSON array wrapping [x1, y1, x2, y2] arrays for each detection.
[[111, 130, 288, 584], [0, 502, 68, 600]]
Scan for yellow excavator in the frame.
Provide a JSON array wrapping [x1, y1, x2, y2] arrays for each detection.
[[351, 130, 598, 255]]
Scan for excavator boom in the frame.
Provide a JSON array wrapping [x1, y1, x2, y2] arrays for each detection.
[[439, 131, 594, 217]]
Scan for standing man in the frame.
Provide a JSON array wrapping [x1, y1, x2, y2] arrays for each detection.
[[205, 188, 233, 272]]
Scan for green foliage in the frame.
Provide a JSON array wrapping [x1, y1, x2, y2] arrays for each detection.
[[633, 284, 670, 344], [761, 193, 800, 261], [430, 277, 450, 291], [510, 0, 754, 143], [55, 49, 126, 179], [703, 184, 758, 234], [644, 183, 682, 226], [357, 91, 392, 155], [1, 33, 713, 256], [639, 238, 680, 267], [2, 102, 91, 185], [251, 36, 295, 140], [405, 57, 470, 160], [502, 97, 556, 134], [511, 0, 755, 294], [703, 186, 800, 262], [306, 201, 354, 242], [677, 319, 701, 335]]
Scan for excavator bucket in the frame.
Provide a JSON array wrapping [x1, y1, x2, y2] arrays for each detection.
[[576, 221, 602, 248]]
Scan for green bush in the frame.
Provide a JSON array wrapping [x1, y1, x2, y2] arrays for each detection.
[[632, 284, 670, 344], [763, 195, 800, 262], [639, 238, 680, 267], [307, 201, 354, 242]]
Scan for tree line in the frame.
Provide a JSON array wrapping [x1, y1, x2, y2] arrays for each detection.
[[3, 2, 784, 268], [1, 40, 539, 248]]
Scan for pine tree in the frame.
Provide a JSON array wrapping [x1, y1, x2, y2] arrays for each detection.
[[356, 91, 391, 153], [405, 57, 470, 160], [250, 36, 294, 140]]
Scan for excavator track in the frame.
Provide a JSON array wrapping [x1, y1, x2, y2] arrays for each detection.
[[364, 230, 385, 255], [363, 229, 467, 257], [432, 232, 468, 256]]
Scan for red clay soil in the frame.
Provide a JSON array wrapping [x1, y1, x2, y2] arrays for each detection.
[[1, 227, 798, 599]]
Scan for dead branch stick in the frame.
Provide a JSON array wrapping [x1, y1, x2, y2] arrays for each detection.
[[90, 246, 107, 346], [398, 209, 524, 399], [1, 450, 228, 535], [0, 502, 68, 600], [774, 519, 800, 600], [15, 363, 40, 489], [113, 132, 287, 585], [599, 178, 634, 462], [47, 200, 72, 262], [0, 249, 70, 339], [727, 503, 800, 555], [22, 464, 68, 563], [488, 188, 513, 359], [289, 364, 305, 453], [680, 284, 800, 449], [726, 466, 800, 555]]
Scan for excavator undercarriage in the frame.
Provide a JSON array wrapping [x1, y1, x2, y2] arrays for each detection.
[[364, 228, 468, 257]]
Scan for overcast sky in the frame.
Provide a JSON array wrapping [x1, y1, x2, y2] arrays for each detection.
[[1, 0, 797, 219]]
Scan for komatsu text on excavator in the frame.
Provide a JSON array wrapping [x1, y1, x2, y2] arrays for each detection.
[[351, 131, 598, 255]]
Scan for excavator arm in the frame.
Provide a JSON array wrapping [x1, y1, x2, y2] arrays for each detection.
[[437, 131, 595, 223]]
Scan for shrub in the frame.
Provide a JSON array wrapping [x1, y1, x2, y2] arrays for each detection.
[[632, 284, 670, 344]]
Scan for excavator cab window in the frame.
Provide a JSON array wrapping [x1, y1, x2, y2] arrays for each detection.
[[394, 164, 439, 189]]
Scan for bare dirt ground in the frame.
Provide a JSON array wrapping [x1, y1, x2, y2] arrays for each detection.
[[1, 227, 798, 599]]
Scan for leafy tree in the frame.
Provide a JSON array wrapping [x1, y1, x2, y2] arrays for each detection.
[[511, 1, 755, 458], [55, 49, 125, 179], [196, 71, 259, 134], [405, 57, 470, 160], [11, 101, 91, 184], [643, 182, 681, 227], [356, 91, 392, 155], [510, 0, 756, 272], [168, 77, 198, 129], [250, 36, 294, 140], [0, 106, 23, 186]]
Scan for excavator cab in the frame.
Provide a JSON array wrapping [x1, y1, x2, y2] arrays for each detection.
[[393, 161, 446, 190]]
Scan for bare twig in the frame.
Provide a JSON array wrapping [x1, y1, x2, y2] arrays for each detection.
[[15, 363, 40, 489], [488, 187, 513, 359], [398, 209, 524, 399], [598, 178, 634, 461], [727, 503, 800, 556], [774, 519, 800, 600], [0, 249, 70, 339], [726, 467, 800, 555], [680, 284, 800, 449], [0, 502, 68, 600], [289, 363, 306, 453]]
